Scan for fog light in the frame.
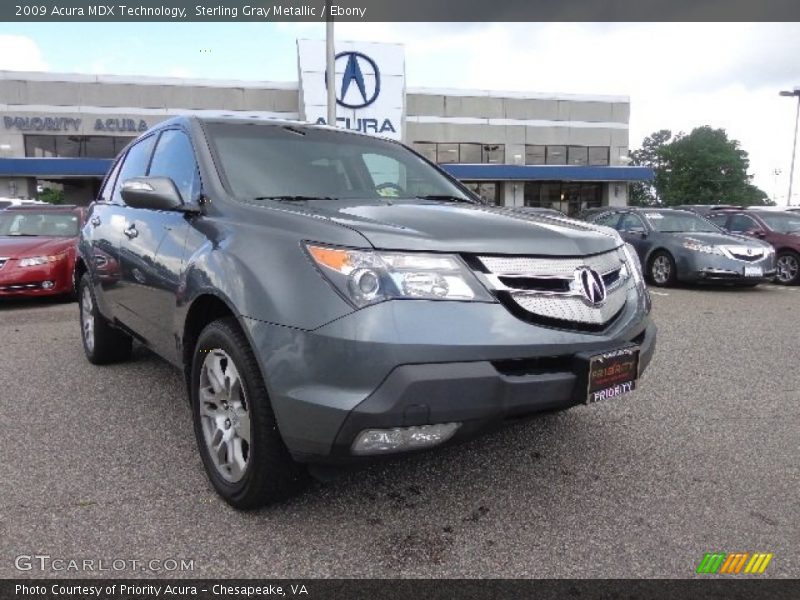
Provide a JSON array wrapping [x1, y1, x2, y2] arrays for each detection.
[[41, 281, 54, 289], [351, 422, 461, 455]]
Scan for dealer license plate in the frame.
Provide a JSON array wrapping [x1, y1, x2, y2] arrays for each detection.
[[586, 346, 640, 404], [744, 265, 763, 278]]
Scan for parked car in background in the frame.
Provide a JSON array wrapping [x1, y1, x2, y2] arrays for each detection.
[[586, 207, 775, 287], [707, 209, 800, 285], [0, 205, 85, 298], [673, 204, 738, 216], [0, 198, 48, 210], [76, 116, 656, 508]]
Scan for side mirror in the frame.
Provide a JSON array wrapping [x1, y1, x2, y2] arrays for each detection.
[[120, 177, 185, 211], [746, 229, 766, 238]]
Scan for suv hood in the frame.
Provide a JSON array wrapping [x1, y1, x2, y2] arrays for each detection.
[[273, 199, 620, 256], [0, 236, 74, 258]]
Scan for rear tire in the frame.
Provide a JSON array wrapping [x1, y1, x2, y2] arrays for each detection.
[[775, 251, 800, 285], [78, 273, 132, 364], [648, 251, 677, 287], [190, 317, 308, 509]]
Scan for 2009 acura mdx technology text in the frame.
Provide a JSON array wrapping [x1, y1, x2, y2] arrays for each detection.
[[76, 117, 657, 508]]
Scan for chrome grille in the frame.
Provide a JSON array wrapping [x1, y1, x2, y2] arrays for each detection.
[[477, 248, 631, 327], [723, 246, 766, 262]]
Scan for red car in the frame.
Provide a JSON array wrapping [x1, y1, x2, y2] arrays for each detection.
[[708, 209, 800, 285], [0, 205, 85, 298]]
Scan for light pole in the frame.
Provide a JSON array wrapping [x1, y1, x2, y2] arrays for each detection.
[[779, 88, 800, 206], [325, 1, 336, 127]]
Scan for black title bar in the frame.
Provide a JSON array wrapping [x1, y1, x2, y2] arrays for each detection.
[[3, 0, 800, 22]]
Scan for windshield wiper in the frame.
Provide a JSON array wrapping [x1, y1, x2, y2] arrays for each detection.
[[416, 194, 476, 204], [253, 195, 337, 202]]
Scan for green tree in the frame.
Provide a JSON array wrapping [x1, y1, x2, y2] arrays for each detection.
[[39, 188, 65, 205], [629, 129, 672, 206], [630, 126, 771, 207]]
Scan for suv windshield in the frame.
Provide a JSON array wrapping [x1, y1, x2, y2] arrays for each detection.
[[759, 212, 800, 234], [206, 123, 474, 203], [642, 210, 720, 233], [0, 211, 79, 237]]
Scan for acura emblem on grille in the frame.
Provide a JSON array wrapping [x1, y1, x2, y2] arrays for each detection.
[[575, 267, 607, 306]]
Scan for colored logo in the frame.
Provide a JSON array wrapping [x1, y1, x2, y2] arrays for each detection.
[[696, 552, 773, 574], [575, 267, 607, 306], [329, 51, 380, 109]]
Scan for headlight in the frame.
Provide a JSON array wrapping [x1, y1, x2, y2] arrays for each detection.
[[621, 243, 645, 287], [305, 244, 493, 307], [18, 254, 66, 267], [682, 239, 723, 255]]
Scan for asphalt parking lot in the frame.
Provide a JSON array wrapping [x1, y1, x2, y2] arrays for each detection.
[[1, 285, 798, 579]]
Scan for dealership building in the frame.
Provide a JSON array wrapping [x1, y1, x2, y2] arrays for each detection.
[[0, 39, 650, 214]]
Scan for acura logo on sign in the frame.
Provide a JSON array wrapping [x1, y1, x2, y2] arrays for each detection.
[[575, 267, 607, 306], [328, 51, 380, 109]]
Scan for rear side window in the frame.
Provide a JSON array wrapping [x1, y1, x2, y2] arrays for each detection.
[[707, 214, 728, 228], [592, 212, 619, 228], [728, 214, 758, 233], [148, 129, 201, 203], [112, 135, 156, 205], [618, 213, 646, 232]]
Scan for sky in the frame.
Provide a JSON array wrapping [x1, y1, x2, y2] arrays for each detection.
[[1, 22, 799, 205]]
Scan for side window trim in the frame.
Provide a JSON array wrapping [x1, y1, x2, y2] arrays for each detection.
[[98, 156, 124, 204], [112, 133, 158, 206], [146, 127, 203, 204]]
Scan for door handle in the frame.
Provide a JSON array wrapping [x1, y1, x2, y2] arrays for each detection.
[[90, 216, 101, 227], [124, 223, 138, 239]]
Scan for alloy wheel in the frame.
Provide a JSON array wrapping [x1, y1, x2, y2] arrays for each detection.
[[776, 254, 799, 284], [81, 285, 95, 353], [651, 255, 671, 285], [198, 349, 252, 483]]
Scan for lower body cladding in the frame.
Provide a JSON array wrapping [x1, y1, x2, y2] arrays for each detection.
[[243, 287, 656, 464], [675, 253, 775, 284], [0, 261, 73, 297]]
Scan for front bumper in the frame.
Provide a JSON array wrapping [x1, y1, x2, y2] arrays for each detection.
[[0, 260, 72, 297], [675, 252, 776, 284], [243, 286, 656, 463]]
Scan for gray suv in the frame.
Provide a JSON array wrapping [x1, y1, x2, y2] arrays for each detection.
[[76, 117, 657, 508]]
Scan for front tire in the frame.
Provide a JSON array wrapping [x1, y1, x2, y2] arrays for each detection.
[[78, 273, 132, 364], [648, 251, 677, 287], [775, 251, 800, 285], [190, 317, 307, 509]]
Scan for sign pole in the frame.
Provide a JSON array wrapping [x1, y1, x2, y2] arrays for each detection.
[[325, 2, 336, 127]]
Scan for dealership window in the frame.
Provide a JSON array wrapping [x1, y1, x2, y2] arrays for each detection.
[[546, 146, 566, 165], [412, 142, 437, 163], [464, 182, 499, 205], [436, 143, 459, 164], [588, 147, 610, 166], [482, 144, 505, 164], [525, 145, 546, 165], [523, 181, 603, 216], [414, 142, 507, 165], [567, 146, 588, 166], [459, 143, 482, 163], [24, 135, 134, 159]]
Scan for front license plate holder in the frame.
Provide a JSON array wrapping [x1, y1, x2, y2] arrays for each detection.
[[573, 345, 640, 404], [744, 265, 763, 278]]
